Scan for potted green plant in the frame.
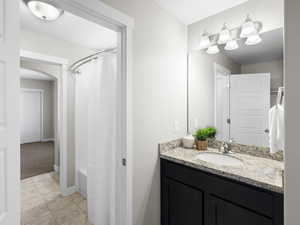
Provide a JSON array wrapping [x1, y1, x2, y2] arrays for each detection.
[[206, 127, 217, 139], [195, 127, 217, 150]]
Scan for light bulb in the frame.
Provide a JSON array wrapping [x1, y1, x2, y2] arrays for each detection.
[[206, 45, 220, 54], [26, 0, 64, 21], [199, 34, 211, 50], [245, 34, 262, 45], [218, 24, 231, 44], [240, 15, 257, 38], [225, 40, 239, 51]]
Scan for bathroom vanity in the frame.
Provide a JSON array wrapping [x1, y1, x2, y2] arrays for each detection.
[[160, 145, 284, 225], [164, 2, 285, 223]]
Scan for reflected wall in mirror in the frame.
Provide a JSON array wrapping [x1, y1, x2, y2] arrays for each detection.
[[188, 0, 284, 151]]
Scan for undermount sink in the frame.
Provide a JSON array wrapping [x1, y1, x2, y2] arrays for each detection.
[[195, 152, 244, 167]]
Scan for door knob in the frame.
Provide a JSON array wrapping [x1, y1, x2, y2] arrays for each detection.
[[264, 129, 269, 133]]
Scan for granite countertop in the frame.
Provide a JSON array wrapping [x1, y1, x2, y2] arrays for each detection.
[[160, 147, 284, 193]]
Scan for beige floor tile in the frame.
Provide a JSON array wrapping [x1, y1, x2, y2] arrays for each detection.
[[77, 200, 87, 213], [21, 205, 51, 225], [60, 213, 88, 225], [22, 172, 87, 225]]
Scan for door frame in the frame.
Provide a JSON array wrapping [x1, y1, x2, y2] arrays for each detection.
[[20, 50, 69, 196], [214, 63, 231, 141], [20, 1, 134, 225], [20, 88, 44, 144]]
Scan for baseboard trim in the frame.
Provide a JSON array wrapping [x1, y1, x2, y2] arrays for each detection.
[[53, 165, 59, 172], [62, 186, 77, 196], [42, 138, 55, 142]]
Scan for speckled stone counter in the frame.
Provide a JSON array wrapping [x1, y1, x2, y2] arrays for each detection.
[[160, 147, 284, 193]]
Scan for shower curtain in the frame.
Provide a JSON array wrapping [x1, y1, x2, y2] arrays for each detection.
[[79, 53, 117, 225]]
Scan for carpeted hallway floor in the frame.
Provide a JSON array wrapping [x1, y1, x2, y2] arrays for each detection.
[[21, 142, 55, 180]]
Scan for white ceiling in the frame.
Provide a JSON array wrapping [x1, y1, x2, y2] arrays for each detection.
[[20, 1, 117, 50], [223, 28, 284, 64], [20, 68, 55, 81], [154, 0, 249, 25]]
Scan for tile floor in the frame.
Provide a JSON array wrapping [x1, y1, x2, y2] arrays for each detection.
[[21, 172, 90, 225]]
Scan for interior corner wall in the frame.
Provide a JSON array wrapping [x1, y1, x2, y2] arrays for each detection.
[[99, 1, 187, 225], [284, 0, 300, 224]]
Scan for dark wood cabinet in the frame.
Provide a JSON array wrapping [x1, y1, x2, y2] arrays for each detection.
[[207, 195, 272, 225], [161, 159, 283, 225], [165, 179, 203, 225]]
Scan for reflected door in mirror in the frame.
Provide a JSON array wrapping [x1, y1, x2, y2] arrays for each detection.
[[230, 74, 270, 147]]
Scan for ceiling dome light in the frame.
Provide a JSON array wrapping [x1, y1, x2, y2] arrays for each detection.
[[199, 32, 211, 50], [24, 0, 64, 21], [225, 39, 239, 51], [218, 24, 231, 45], [206, 45, 220, 54], [245, 34, 262, 45], [240, 14, 257, 38]]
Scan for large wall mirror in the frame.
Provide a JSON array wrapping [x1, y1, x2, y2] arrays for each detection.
[[188, 27, 284, 149]]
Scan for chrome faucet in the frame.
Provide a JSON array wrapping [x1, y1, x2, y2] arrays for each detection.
[[220, 139, 234, 154]]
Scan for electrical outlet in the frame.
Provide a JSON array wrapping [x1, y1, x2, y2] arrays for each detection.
[[194, 118, 199, 129]]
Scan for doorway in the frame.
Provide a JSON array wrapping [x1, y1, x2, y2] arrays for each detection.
[[0, 0, 133, 224], [12, 1, 133, 225], [20, 86, 56, 179], [21, 89, 43, 144]]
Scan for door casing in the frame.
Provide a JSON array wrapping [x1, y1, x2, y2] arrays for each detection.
[[2, 0, 134, 224]]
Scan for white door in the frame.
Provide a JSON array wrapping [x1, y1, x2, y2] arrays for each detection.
[[230, 74, 270, 147], [0, 0, 20, 224], [215, 64, 230, 141], [20, 90, 42, 144]]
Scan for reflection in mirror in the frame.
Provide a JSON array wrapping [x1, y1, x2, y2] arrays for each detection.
[[188, 28, 284, 151]]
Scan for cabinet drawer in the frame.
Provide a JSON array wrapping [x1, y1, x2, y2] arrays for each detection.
[[164, 160, 273, 217]]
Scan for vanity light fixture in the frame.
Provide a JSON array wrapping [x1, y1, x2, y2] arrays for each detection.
[[199, 14, 262, 54], [245, 34, 262, 45], [199, 32, 211, 50], [207, 45, 220, 54], [225, 39, 239, 51], [218, 24, 231, 45], [240, 14, 257, 38], [24, 0, 64, 21]]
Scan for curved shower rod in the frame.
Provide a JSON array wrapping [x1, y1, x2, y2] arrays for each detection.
[[69, 47, 117, 73]]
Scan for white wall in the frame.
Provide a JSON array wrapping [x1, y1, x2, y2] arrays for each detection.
[[188, 0, 284, 50], [188, 51, 240, 133], [284, 0, 300, 224], [99, 1, 187, 225], [20, 79, 55, 140], [241, 59, 283, 106]]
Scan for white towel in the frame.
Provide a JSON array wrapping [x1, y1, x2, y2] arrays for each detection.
[[269, 105, 284, 153]]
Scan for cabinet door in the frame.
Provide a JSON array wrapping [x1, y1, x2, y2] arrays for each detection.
[[163, 178, 203, 225], [207, 196, 272, 225]]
